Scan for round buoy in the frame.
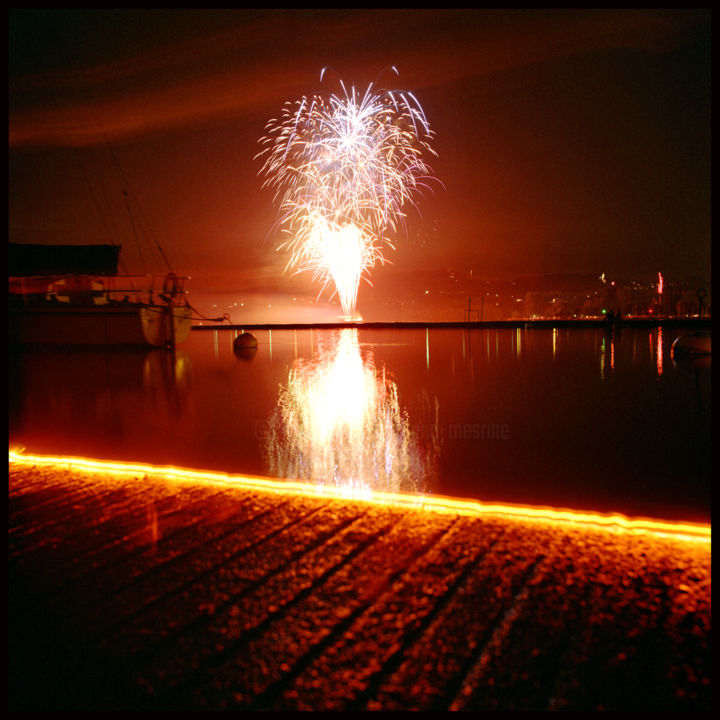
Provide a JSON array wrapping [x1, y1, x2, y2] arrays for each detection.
[[233, 332, 258, 359], [233, 333, 257, 347]]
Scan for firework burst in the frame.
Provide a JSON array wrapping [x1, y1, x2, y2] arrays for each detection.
[[257, 68, 437, 318]]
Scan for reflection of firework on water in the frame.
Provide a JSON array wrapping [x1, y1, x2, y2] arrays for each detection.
[[264, 329, 439, 496], [257, 68, 437, 317]]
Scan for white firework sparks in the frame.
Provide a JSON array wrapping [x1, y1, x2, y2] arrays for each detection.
[[264, 329, 439, 495], [257, 69, 437, 317]]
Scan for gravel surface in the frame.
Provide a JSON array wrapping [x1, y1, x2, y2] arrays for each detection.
[[9, 461, 710, 711]]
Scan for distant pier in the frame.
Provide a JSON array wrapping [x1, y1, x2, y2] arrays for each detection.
[[193, 317, 712, 332]]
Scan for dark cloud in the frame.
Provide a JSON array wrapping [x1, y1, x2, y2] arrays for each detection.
[[10, 9, 706, 147]]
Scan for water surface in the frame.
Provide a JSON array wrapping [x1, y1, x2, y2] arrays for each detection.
[[9, 325, 710, 523]]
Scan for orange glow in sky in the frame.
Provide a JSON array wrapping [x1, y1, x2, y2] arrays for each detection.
[[8, 10, 711, 307]]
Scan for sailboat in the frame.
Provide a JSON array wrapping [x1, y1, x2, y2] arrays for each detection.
[[9, 242, 193, 348]]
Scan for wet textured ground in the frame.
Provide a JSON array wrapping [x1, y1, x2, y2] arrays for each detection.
[[9, 461, 711, 711]]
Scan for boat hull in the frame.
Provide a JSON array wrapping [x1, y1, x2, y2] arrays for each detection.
[[10, 304, 192, 348], [140, 305, 192, 347], [671, 333, 711, 357]]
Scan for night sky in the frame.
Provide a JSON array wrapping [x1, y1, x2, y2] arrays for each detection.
[[9, 9, 711, 321]]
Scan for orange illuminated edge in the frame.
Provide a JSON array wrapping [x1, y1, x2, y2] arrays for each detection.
[[9, 449, 710, 544]]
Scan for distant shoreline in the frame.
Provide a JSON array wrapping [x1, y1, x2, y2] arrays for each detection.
[[192, 317, 712, 331]]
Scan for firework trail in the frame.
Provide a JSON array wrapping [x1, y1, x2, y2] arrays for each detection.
[[257, 68, 437, 318]]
